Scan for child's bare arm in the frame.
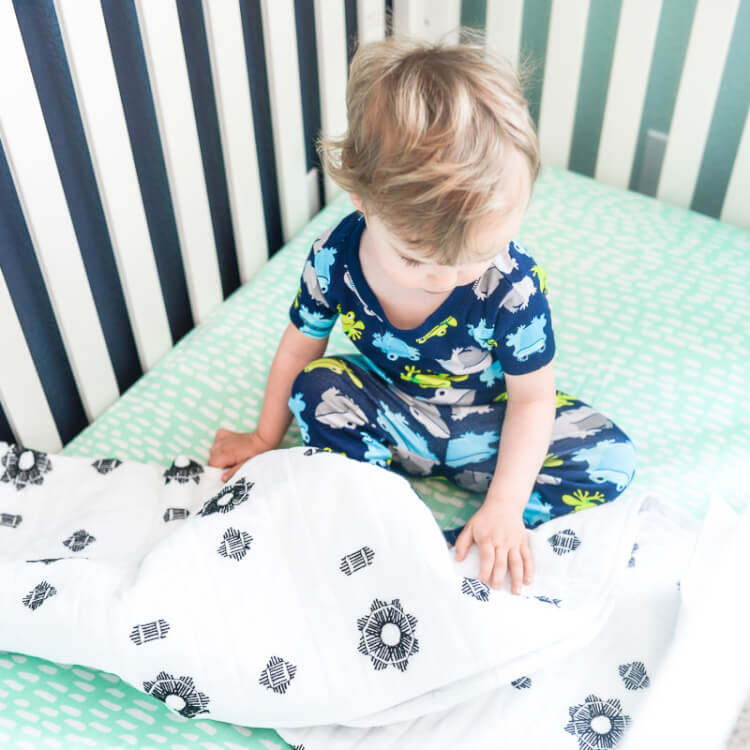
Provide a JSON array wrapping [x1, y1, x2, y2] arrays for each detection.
[[209, 323, 327, 479]]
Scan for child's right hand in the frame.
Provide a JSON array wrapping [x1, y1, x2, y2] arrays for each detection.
[[208, 429, 275, 482]]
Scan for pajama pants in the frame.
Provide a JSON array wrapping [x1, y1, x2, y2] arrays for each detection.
[[289, 354, 637, 543]]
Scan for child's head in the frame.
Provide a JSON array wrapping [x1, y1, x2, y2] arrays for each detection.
[[317, 31, 539, 267]]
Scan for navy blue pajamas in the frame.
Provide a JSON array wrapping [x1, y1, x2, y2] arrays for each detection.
[[287, 211, 636, 538]]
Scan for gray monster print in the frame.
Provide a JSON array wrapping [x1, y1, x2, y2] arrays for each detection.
[[472, 266, 503, 300], [436, 346, 492, 375], [315, 387, 368, 429], [499, 276, 536, 312], [551, 406, 613, 443], [427, 387, 476, 406], [302, 260, 329, 307], [454, 469, 492, 492], [394, 391, 451, 438], [391, 446, 439, 476]]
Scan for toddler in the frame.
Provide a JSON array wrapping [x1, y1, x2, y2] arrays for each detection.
[[209, 35, 636, 595]]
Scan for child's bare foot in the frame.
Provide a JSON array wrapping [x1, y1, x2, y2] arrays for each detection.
[[209, 429, 274, 482]]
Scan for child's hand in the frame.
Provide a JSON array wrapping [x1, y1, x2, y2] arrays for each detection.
[[208, 429, 275, 482], [454, 500, 533, 594]]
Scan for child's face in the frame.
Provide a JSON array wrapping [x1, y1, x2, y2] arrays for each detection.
[[352, 157, 531, 295]]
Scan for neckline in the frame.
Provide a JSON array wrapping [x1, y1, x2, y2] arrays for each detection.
[[346, 212, 472, 335]]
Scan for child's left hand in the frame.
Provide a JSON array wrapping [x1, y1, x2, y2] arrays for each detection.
[[454, 500, 533, 594]]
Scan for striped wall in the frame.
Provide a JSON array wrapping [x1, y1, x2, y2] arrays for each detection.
[[1, 0, 748, 453]]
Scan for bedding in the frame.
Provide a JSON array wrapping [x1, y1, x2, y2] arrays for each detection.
[[1, 166, 748, 749]]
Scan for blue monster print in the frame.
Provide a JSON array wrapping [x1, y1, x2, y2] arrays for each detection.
[[479, 360, 504, 387], [572, 439, 636, 491], [445, 430, 499, 467], [351, 354, 394, 384], [298, 305, 334, 338], [505, 314, 547, 361], [375, 402, 437, 460], [288, 392, 310, 443], [360, 432, 391, 467], [372, 331, 420, 362], [509, 239, 529, 256], [522, 491, 553, 527], [314, 246, 337, 293], [466, 319, 497, 350]]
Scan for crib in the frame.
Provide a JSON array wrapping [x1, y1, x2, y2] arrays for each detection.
[[1, 2, 749, 748]]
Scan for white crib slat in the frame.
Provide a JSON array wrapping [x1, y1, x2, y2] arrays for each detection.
[[595, 0, 662, 188], [314, 0, 348, 204], [260, 0, 310, 242], [0, 4, 119, 423], [0, 272, 63, 453], [54, 0, 173, 371], [485, 0, 524, 70], [537, 0, 590, 169], [720, 112, 750, 230], [357, 0, 386, 44], [392, 0, 462, 44], [202, 0, 269, 284], [657, 0, 740, 209], [134, 0, 223, 323]]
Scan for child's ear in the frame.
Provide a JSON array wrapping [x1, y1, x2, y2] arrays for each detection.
[[349, 192, 364, 213]]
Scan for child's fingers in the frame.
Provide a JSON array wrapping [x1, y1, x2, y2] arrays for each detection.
[[520, 539, 534, 584], [454, 526, 473, 561], [221, 464, 239, 483], [506, 548, 524, 594]]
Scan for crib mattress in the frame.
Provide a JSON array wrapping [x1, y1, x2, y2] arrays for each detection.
[[2, 166, 748, 749]]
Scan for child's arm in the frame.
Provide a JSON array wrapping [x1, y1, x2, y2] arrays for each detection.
[[454, 361, 556, 592], [209, 323, 328, 480]]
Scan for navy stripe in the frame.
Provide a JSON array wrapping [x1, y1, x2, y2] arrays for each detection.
[[176, 0, 241, 298], [460, 0, 487, 39], [0, 140, 87, 446], [13, 0, 140, 394], [100, 0, 194, 341], [0, 401, 15, 446], [294, 0, 324, 206], [238, 0, 284, 256], [386, 0, 393, 36], [345, 0, 358, 65], [568, 0, 623, 176], [691, 0, 750, 219], [520, 0, 553, 128], [627, 0, 697, 194]]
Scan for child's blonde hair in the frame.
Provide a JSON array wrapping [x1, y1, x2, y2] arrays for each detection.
[[316, 29, 539, 265]]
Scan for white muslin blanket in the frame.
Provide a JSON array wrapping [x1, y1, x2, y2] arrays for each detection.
[[1, 441, 747, 748]]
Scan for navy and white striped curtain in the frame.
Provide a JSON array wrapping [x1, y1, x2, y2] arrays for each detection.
[[1, 0, 748, 453]]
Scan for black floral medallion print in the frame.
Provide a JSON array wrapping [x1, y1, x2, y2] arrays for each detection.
[[564, 694, 631, 749], [163, 507, 190, 522], [22, 581, 57, 610], [628, 543, 639, 568], [511, 676, 532, 689], [1, 445, 52, 490], [164, 455, 204, 485], [339, 545, 375, 575], [143, 671, 210, 718], [198, 477, 254, 517], [259, 656, 297, 694], [1, 512, 22, 528], [461, 577, 490, 602], [548, 529, 581, 556], [63, 529, 96, 552], [25, 557, 88, 564], [618, 661, 650, 690], [217, 527, 253, 561], [357, 598, 419, 672], [130, 619, 171, 646], [303, 447, 326, 456], [91, 458, 122, 475]]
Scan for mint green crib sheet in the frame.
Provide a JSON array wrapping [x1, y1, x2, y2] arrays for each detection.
[[2, 166, 748, 749]]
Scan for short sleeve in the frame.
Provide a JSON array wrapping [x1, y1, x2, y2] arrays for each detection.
[[492, 252, 556, 376], [289, 240, 339, 339]]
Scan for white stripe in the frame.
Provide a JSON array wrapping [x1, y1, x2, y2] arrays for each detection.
[[657, 0, 740, 208], [54, 0, 173, 371], [314, 0, 349, 205], [260, 0, 311, 241], [0, 5, 119, 422], [392, 0, 461, 43], [485, 0, 524, 70], [537, 0, 590, 169], [357, 0, 386, 44], [595, 0, 662, 188], [202, 0, 269, 284], [134, 0, 223, 323], [721, 111, 750, 230], [0, 270, 63, 452]]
